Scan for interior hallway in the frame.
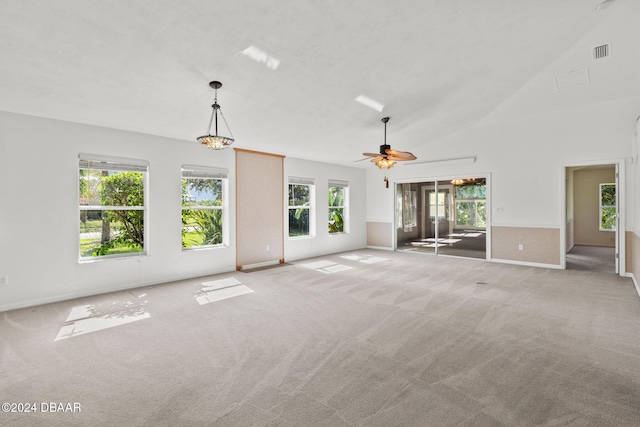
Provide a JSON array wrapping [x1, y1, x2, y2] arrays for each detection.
[[566, 245, 616, 273]]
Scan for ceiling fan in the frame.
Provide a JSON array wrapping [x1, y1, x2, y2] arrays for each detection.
[[359, 117, 416, 170]]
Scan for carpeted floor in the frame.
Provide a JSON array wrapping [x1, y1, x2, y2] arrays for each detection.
[[566, 245, 616, 273], [2, 249, 640, 426]]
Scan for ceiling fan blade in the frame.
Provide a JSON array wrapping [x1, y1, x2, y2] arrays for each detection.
[[387, 154, 416, 161], [369, 156, 383, 162], [362, 152, 382, 157], [385, 149, 416, 160], [353, 157, 372, 162]]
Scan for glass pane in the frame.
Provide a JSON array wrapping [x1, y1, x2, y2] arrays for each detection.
[[289, 208, 310, 236], [328, 186, 345, 207], [455, 183, 486, 199], [476, 201, 487, 227], [181, 209, 223, 247], [601, 184, 616, 206], [601, 207, 616, 230], [328, 207, 344, 233], [80, 209, 144, 257], [439, 178, 486, 260], [456, 202, 473, 226], [182, 178, 222, 207], [289, 184, 310, 206], [80, 170, 144, 207]]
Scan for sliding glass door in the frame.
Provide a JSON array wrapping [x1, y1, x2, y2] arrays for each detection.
[[396, 178, 487, 259]]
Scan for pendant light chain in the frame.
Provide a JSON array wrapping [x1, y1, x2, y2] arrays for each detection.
[[196, 80, 235, 150], [219, 109, 234, 139]]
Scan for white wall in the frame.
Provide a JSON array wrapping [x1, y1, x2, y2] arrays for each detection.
[[0, 112, 367, 311], [285, 157, 367, 261], [367, 99, 638, 253], [0, 111, 237, 311]]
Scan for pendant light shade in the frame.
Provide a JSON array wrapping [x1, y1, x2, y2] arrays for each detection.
[[197, 81, 235, 150]]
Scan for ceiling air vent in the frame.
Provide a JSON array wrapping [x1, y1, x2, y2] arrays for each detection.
[[554, 69, 590, 90], [593, 43, 611, 60]]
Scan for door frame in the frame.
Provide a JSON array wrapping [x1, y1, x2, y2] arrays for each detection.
[[393, 173, 491, 261], [561, 159, 625, 273]]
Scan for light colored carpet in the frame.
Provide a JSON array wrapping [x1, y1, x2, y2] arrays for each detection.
[[1, 249, 640, 426], [566, 245, 616, 273]]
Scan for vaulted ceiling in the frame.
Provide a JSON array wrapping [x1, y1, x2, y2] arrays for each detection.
[[1, 0, 637, 165]]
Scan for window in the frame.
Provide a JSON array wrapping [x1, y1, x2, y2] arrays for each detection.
[[289, 177, 314, 237], [328, 180, 348, 234], [599, 183, 616, 231], [181, 166, 227, 248], [79, 155, 147, 259], [454, 183, 486, 228]]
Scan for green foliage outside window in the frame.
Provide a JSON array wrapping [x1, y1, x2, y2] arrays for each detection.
[[181, 178, 223, 248], [328, 186, 345, 233], [289, 184, 311, 236], [600, 183, 616, 231], [79, 170, 145, 257], [454, 182, 486, 228]]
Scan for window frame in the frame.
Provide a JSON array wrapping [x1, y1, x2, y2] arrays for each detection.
[[328, 180, 348, 234], [453, 182, 487, 229], [181, 165, 228, 250], [288, 177, 315, 238], [78, 154, 148, 261], [599, 182, 616, 232]]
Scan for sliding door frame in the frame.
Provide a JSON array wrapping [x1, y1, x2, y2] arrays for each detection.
[[393, 173, 491, 261]]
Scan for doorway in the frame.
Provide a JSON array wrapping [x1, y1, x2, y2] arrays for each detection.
[[396, 177, 487, 260], [564, 163, 622, 274]]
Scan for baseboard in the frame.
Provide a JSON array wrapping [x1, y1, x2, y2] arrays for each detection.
[[0, 269, 235, 313], [491, 258, 563, 270], [626, 272, 640, 299], [238, 260, 280, 271], [366, 245, 394, 251]]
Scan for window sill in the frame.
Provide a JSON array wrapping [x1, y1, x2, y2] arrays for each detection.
[[182, 244, 227, 252], [288, 235, 315, 240], [78, 252, 147, 264]]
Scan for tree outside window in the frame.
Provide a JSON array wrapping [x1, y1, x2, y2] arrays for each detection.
[[181, 173, 224, 248], [328, 184, 346, 233], [599, 183, 616, 231], [79, 157, 147, 259], [454, 183, 486, 228], [289, 183, 311, 237]]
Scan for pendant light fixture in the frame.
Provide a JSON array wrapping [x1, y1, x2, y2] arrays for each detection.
[[197, 81, 234, 150]]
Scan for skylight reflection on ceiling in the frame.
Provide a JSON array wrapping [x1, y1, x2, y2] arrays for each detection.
[[355, 95, 385, 112], [241, 45, 280, 70], [55, 298, 149, 341]]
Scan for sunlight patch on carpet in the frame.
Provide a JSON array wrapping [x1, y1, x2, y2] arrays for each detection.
[[300, 260, 353, 274], [55, 299, 149, 341], [340, 254, 388, 264], [195, 277, 253, 305]]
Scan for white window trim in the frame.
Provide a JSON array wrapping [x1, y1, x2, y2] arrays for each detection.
[[599, 182, 616, 232], [328, 181, 349, 235], [78, 154, 148, 262], [181, 165, 228, 250], [288, 177, 315, 238]]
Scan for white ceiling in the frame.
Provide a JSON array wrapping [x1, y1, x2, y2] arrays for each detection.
[[0, 0, 635, 166]]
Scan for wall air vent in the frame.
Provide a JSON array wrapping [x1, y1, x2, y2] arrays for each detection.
[[593, 43, 611, 60]]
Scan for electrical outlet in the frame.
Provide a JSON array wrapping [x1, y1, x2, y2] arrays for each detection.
[[0, 275, 8, 286], [266, 245, 270, 252], [518, 244, 524, 251]]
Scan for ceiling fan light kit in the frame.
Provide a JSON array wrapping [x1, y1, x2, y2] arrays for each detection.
[[197, 81, 235, 150], [360, 117, 417, 186]]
